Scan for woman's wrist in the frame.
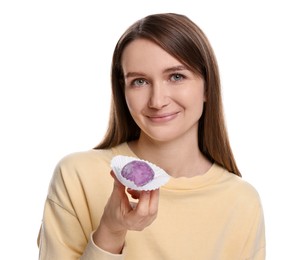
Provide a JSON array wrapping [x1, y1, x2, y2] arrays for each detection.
[[92, 223, 127, 254]]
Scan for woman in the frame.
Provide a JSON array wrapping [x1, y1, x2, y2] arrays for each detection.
[[38, 13, 265, 259]]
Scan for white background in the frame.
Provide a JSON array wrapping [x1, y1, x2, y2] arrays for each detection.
[[1, 0, 305, 259]]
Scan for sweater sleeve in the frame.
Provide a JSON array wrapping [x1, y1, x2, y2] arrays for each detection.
[[37, 154, 125, 260], [243, 201, 266, 260], [81, 232, 125, 259]]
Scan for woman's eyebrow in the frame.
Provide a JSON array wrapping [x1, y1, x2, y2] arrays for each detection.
[[125, 65, 188, 79], [124, 72, 146, 79], [163, 65, 188, 73]]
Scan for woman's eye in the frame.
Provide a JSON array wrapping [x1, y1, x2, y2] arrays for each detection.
[[131, 78, 147, 87], [170, 73, 184, 82]]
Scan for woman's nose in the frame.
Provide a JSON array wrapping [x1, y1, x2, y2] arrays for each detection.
[[148, 82, 170, 109]]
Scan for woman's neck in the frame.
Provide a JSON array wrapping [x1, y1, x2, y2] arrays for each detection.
[[128, 137, 212, 178]]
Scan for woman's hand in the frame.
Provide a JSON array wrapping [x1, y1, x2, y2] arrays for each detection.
[[93, 171, 160, 254]]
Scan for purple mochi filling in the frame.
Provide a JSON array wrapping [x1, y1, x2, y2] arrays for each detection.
[[121, 160, 154, 187]]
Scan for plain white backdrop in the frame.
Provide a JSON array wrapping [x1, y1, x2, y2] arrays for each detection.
[[1, 0, 305, 259]]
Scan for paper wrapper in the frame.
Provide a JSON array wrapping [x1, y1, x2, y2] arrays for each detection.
[[111, 155, 170, 191]]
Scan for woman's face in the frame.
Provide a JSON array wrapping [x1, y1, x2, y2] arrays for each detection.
[[121, 38, 205, 143]]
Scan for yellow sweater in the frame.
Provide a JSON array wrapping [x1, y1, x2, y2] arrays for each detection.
[[38, 142, 265, 259]]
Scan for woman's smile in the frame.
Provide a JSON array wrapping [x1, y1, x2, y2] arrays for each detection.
[[147, 111, 180, 123]]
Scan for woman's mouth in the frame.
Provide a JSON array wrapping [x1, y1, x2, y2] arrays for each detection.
[[147, 112, 180, 123]]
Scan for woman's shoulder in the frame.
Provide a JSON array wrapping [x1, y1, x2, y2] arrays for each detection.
[[48, 143, 131, 194], [56, 142, 131, 169], [217, 165, 262, 204]]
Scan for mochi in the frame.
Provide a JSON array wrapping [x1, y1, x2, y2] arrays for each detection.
[[121, 160, 154, 187]]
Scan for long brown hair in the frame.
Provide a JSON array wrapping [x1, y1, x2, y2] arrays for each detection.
[[95, 13, 241, 177]]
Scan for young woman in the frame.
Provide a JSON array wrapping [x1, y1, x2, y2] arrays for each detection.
[[38, 13, 265, 259]]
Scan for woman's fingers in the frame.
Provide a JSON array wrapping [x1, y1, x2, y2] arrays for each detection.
[[108, 170, 160, 231], [149, 188, 160, 214], [124, 189, 160, 230], [135, 191, 151, 216], [127, 188, 141, 199]]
